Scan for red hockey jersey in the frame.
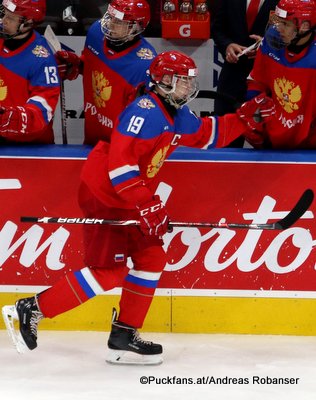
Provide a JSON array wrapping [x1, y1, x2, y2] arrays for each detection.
[[0, 31, 60, 144], [248, 37, 316, 148], [81, 91, 249, 210], [82, 21, 157, 145]]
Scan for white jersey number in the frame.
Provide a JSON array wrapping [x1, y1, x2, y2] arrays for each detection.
[[44, 66, 59, 85], [126, 116, 144, 135]]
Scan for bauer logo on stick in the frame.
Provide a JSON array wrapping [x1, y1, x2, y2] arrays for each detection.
[[21, 189, 314, 231]]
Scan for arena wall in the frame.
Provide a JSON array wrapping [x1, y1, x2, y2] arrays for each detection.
[[1, 146, 316, 335]]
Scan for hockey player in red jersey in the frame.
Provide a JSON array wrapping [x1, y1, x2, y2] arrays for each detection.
[[2, 51, 275, 365], [0, 0, 60, 144], [246, 0, 316, 148], [56, 0, 157, 145]]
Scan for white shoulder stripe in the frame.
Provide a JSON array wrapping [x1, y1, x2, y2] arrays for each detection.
[[202, 116, 217, 149], [109, 165, 140, 180], [28, 96, 53, 122]]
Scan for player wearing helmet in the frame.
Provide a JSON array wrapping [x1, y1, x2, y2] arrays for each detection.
[[247, 0, 316, 148], [266, 0, 316, 48], [0, 0, 60, 143], [55, 0, 156, 145], [101, 0, 151, 45], [149, 50, 200, 108], [0, 0, 46, 39], [3, 51, 275, 364]]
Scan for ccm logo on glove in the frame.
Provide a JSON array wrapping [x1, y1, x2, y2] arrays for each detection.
[[137, 195, 169, 236], [17, 107, 27, 134], [139, 202, 164, 216], [0, 106, 28, 135]]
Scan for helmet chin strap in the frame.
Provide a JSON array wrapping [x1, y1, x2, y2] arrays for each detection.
[[152, 84, 179, 109], [287, 30, 315, 54], [165, 94, 182, 109], [107, 32, 138, 47], [290, 29, 311, 45], [1, 19, 33, 40], [154, 77, 198, 109], [103, 16, 142, 47]]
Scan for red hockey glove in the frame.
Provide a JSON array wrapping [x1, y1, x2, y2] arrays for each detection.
[[236, 94, 276, 145], [137, 195, 169, 236], [0, 106, 29, 135], [55, 50, 82, 81]]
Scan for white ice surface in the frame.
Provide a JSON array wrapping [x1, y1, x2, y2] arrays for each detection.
[[1, 330, 316, 400]]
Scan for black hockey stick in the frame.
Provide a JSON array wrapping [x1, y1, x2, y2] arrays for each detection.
[[21, 189, 313, 231], [59, 80, 68, 145]]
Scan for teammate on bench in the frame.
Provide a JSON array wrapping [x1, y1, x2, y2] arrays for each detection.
[[246, 0, 316, 148], [55, 0, 157, 145], [0, 0, 60, 144]]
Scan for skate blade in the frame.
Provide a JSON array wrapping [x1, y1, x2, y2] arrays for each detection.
[[106, 349, 163, 366], [1, 305, 27, 354]]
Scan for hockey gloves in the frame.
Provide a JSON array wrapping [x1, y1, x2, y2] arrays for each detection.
[[0, 106, 29, 135], [55, 50, 82, 81], [237, 93, 276, 146], [137, 195, 169, 236]]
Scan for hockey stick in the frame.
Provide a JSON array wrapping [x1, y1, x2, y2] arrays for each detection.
[[44, 25, 68, 144], [20, 189, 314, 231]]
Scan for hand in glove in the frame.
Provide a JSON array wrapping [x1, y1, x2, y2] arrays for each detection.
[[55, 50, 82, 81], [237, 94, 276, 146], [137, 195, 169, 236], [0, 106, 29, 135]]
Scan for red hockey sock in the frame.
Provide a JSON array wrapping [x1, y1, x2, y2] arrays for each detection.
[[39, 265, 128, 318], [38, 271, 90, 318], [118, 285, 156, 328], [118, 246, 167, 328]]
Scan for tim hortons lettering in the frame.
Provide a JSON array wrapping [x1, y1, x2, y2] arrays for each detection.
[[0, 222, 69, 270], [164, 196, 315, 274]]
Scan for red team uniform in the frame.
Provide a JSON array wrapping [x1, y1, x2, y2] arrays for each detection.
[[1, 50, 275, 363], [247, 0, 316, 148], [0, 30, 60, 144], [81, 20, 156, 145], [81, 93, 251, 210], [248, 36, 316, 148], [36, 87, 259, 350]]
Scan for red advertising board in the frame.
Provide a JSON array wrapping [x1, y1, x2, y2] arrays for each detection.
[[1, 146, 316, 297]]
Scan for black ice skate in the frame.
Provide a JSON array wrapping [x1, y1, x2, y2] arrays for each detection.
[[2, 296, 43, 353], [106, 308, 163, 365]]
